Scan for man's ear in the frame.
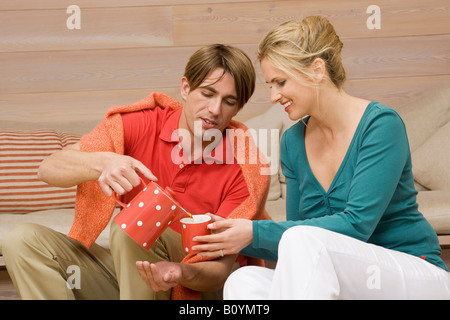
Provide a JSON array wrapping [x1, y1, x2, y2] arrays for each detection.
[[180, 76, 190, 101], [311, 58, 326, 83]]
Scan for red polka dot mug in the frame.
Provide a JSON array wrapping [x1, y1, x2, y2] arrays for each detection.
[[180, 214, 212, 254], [113, 178, 191, 250]]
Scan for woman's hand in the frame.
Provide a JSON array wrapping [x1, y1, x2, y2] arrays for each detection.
[[192, 213, 254, 258]]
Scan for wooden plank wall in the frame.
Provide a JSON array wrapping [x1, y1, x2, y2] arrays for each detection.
[[1, 0, 449, 126]]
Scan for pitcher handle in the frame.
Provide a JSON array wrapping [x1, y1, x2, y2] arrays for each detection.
[[112, 177, 147, 208]]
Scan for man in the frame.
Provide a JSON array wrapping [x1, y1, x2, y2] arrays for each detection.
[[2, 44, 270, 299]]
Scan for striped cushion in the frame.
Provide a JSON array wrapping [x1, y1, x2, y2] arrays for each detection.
[[0, 129, 81, 214]]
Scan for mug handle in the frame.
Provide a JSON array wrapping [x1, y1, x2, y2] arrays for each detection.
[[112, 176, 147, 208]]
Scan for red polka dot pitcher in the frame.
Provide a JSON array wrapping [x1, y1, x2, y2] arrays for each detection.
[[113, 178, 191, 250]]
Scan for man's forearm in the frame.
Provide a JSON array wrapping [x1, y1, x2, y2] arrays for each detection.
[[38, 142, 103, 188], [179, 255, 237, 292]]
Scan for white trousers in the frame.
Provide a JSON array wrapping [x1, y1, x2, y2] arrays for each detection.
[[224, 226, 450, 300]]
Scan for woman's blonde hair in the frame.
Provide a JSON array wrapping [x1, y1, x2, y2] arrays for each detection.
[[257, 16, 346, 88]]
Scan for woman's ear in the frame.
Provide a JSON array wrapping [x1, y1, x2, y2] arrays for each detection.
[[180, 76, 190, 101], [311, 58, 326, 83]]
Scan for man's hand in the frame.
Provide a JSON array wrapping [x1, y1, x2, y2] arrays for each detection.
[[97, 152, 157, 197], [136, 261, 182, 292], [38, 142, 157, 196]]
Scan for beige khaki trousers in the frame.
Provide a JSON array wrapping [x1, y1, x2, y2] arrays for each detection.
[[2, 221, 217, 300]]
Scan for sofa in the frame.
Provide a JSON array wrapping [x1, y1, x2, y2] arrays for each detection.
[[0, 117, 112, 255], [1, 85, 449, 265]]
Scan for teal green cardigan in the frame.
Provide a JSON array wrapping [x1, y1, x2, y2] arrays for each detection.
[[243, 101, 447, 271]]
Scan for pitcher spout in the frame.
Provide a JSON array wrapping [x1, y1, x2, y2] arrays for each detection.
[[164, 186, 192, 220], [178, 207, 192, 220]]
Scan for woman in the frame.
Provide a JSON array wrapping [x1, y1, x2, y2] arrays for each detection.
[[193, 16, 450, 299]]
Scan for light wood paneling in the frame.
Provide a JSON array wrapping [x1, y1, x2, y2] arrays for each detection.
[[0, 89, 177, 123], [0, 84, 271, 124], [344, 75, 450, 108], [0, 0, 274, 11], [0, 46, 195, 94], [2, 75, 449, 126], [173, 0, 450, 45], [2, 34, 448, 94], [342, 34, 450, 80], [1, 0, 449, 124], [0, 7, 173, 52], [3, 0, 448, 51]]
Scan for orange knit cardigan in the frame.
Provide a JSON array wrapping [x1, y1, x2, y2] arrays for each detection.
[[68, 92, 271, 299]]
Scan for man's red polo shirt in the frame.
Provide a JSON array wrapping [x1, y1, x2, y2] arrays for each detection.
[[120, 106, 249, 233]]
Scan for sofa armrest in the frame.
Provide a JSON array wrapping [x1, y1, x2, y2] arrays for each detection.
[[417, 191, 450, 235], [439, 235, 450, 248]]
